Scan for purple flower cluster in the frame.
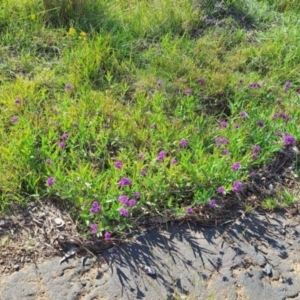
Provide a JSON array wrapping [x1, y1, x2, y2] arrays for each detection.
[[46, 176, 55, 187], [61, 133, 69, 140], [248, 82, 261, 88], [257, 120, 264, 127], [232, 181, 243, 193], [118, 177, 132, 187], [217, 186, 225, 194], [180, 139, 188, 148], [114, 160, 122, 169], [186, 207, 193, 213], [231, 162, 241, 171], [209, 199, 216, 207], [157, 150, 167, 162], [273, 112, 291, 122], [89, 201, 101, 214], [215, 137, 230, 148], [45, 158, 52, 164], [104, 232, 111, 239], [90, 223, 98, 233], [251, 145, 261, 159], [198, 78, 205, 85], [15, 98, 21, 104], [284, 133, 295, 146], [221, 121, 228, 128], [185, 89, 192, 95], [141, 169, 147, 176], [65, 83, 73, 91], [12, 116, 18, 123], [240, 111, 249, 119], [119, 207, 129, 217]]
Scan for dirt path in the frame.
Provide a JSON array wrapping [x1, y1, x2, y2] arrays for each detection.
[[1, 210, 300, 300]]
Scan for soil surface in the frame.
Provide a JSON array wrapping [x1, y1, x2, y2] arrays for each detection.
[[1, 209, 300, 300]]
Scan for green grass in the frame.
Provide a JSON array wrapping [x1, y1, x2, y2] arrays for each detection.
[[0, 0, 300, 238]]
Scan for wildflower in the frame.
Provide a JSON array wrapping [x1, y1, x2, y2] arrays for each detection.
[[127, 199, 137, 207], [114, 160, 122, 169], [217, 186, 225, 194], [45, 159, 52, 164], [285, 81, 292, 88], [80, 31, 87, 39], [250, 171, 257, 177], [251, 153, 258, 159], [239, 78, 244, 83], [61, 133, 69, 140], [141, 169, 147, 176], [231, 162, 241, 171], [30, 14, 36, 20], [180, 139, 188, 148], [215, 137, 230, 147], [157, 150, 167, 162], [185, 89, 192, 95], [232, 181, 243, 193], [258, 121, 264, 127], [12, 116, 18, 123], [272, 113, 278, 119], [284, 133, 295, 146], [133, 192, 140, 199], [240, 111, 249, 119], [275, 131, 282, 137], [90, 223, 98, 233], [186, 207, 193, 213], [89, 201, 101, 214], [235, 124, 240, 129], [198, 78, 205, 85], [15, 98, 21, 104], [251, 145, 261, 152], [150, 124, 156, 129], [118, 195, 129, 205], [58, 141, 65, 148], [104, 232, 111, 240], [68, 27, 76, 35], [209, 199, 216, 207], [157, 80, 162, 86], [194, 126, 199, 131], [171, 159, 177, 165], [249, 82, 261, 88], [65, 83, 73, 90], [46, 176, 55, 187], [117, 177, 132, 187], [221, 121, 228, 128], [119, 208, 129, 217], [138, 153, 145, 159], [222, 149, 230, 155]]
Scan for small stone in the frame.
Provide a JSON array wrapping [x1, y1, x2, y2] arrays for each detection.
[[264, 265, 272, 275], [13, 264, 20, 270]]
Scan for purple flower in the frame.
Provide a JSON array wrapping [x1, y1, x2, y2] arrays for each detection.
[[89, 201, 101, 214], [251, 145, 261, 152], [235, 124, 240, 129], [119, 208, 129, 217], [65, 83, 73, 90], [222, 149, 230, 155], [15, 98, 21, 104], [275, 131, 282, 137], [118, 195, 129, 205], [258, 121, 264, 127], [127, 199, 137, 207], [45, 158, 52, 164], [12, 116, 18, 123], [239, 78, 244, 83], [141, 169, 147, 176], [171, 159, 177, 165], [186, 207, 193, 214], [194, 126, 199, 131], [46, 176, 55, 187], [179, 139, 188, 148], [114, 160, 122, 169], [240, 111, 249, 119], [221, 121, 228, 128], [90, 223, 98, 234], [157, 80, 162, 86], [272, 113, 278, 119], [198, 78, 205, 85], [150, 124, 156, 129], [217, 186, 225, 194], [232, 181, 243, 193], [251, 153, 258, 159], [185, 89, 192, 95], [157, 150, 167, 162], [285, 81, 292, 88], [215, 137, 230, 147], [117, 177, 132, 187], [209, 199, 216, 207], [231, 162, 241, 171], [58, 141, 65, 148], [284, 133, 295, 146], [138, 153, 145, 159], [61, 133, 69, 140], [133, 192, 140, 199], [249, 82, 261, 88], [250, 171, 257, 177], [104, 232, 111, 240]]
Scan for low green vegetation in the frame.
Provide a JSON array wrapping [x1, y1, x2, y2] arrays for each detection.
[[0, 0, 299, 238]]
